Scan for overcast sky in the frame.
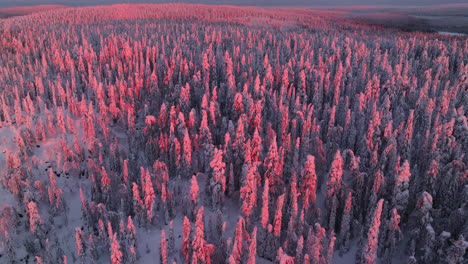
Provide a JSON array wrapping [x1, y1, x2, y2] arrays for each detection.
[[1, 0, 467, 8]]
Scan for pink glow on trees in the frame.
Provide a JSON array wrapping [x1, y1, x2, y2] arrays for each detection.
[[142, 168, 155, 223], [132, 182, 144, 219], [192, 207, 214, 264], [289, 173, 299, 219], [261, 178, 270, 229], [210, 148, 226, 208], [240, 164, 257, 222], [234, 93, 243, 116], [153, 161, 169, 186], [183, 130, 192, 168], [362, 199, 384, 264], [0, 5, 466, 263], [396, 160, 411, 187], [251, 128, 262, 166], [393, 160, 411, 214], [107, 221, 114, 241], [247, 226, 257, 264], [277, 247, 295, 264], [127, 215, 136, 242], [273, 193, 285, 238], [34, 181, 44, 201], [75, 227, 85, 260], [55, 188, 64, 211], [182, 216, 191, 263], [327, 150, 343, 199], [311, 223, 326, 264], [123, 160, 129, 184], [160, 229, 168, 264], [49, 169, 56, 194], [232, 217, 245, 263], [101, 166, 110, 188], [210, 148, 226, 188], [27, 202, 42, 234], [145, 115, 157, 127], [388, 208, 401, 233], [264, 135, 280, 194], [371, 170, 384, 200], [190, 175, 199, 206], [301, 155, 317, 206], [110, 233, 123, 264], [225, 51, 235, 89]]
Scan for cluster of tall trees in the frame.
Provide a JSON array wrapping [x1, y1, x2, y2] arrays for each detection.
[[0, 3, 467, 264]]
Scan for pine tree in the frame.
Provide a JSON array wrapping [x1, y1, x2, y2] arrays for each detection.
[[27, 202, 42, 234], [199, 110, 213, 172], [183, 130, 192, 176], [88, 234, 98, 261], [301, 155, 317, 208], [276, 247, 295, 264], [311, 223, 325, 264], [192, 207, 214, 264], [393, 160, 411, 215], [129, 246, 137, 264], [273, 193, 285, 238], [160, 230, 168, 264], [289, 173, 299, 221], [233, 93, 243, 116], [168, 221, 175, 256], [368, 169, 384, 215], [327, 150, 343, 200], [75, 227, 86, 263], [333, 62, 343, 106], [264, 135, 280, 194], [422, 224, 435, 263], [232, 217, 245, 263], [247, 227, 257, 264], [110, 233, 122, 264], [143, 169, 155, 224], [49, 168, 56, 193], [362, 199, 384, 264], [123, 160, 129, 184], [182, 216, 191, 263], [210, 148, 226, 210], [339, 191, 352, 255], [261, 178, 270, 230], [101, 166, 111, 204], [251, 128, 262, 166], [190, 175, 199, 217], [326, 151, 344, 231], [127, 216, 137, 248], [132, 182, 144, 223], [326, 231, 336, 264], [240, 164, 257, 223], [161, 183, 169, 224], [295, 236, 304, 263], [383, 208, 401, 263], [446, 235, 468, 264]]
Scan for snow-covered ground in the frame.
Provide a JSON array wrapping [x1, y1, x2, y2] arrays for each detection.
[[437, 31, 466, 36]]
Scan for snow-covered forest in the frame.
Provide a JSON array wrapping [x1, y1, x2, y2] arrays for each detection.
[[0, 4, 467, 264]]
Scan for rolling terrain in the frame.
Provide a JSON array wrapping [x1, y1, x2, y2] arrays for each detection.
[[0, 4, 467, 264]]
